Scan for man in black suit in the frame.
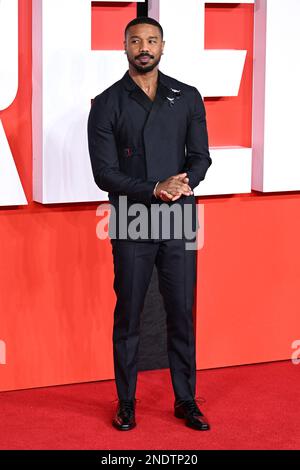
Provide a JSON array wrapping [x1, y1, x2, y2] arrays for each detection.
[[88, 16, 212, 431]]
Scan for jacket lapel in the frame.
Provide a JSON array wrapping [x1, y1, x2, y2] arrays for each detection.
[[120, 69, 178, 179], [121, 69, 171, 117], [142, 70, 171, 144]]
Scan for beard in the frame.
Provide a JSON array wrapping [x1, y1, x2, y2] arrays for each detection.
[[126, 53, 162, 74]]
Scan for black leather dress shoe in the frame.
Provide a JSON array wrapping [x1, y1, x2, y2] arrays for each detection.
[[174, 399, 210, 431], [112, 399, 136, 431]]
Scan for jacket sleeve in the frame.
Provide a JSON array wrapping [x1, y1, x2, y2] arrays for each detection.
[[87, 94, 157, 205], [183, 87, 212, 190]]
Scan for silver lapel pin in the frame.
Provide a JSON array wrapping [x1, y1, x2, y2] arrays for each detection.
[[166, 96, 175, 107]]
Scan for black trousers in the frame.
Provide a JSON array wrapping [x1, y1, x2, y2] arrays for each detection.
[[110, 238, 197, 402]]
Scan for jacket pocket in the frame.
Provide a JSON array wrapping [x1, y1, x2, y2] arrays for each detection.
[[118, 146, 146, 179]]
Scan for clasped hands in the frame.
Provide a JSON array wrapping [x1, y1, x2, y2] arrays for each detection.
[[156, 173, 193, 202]]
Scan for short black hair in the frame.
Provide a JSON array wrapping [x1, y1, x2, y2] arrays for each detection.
[[124, 16, 163, 40]]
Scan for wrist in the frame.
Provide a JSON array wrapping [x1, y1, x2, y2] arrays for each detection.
[[153, 181, 160, 198]]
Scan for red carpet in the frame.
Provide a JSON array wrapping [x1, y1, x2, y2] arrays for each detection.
[[0, 360, 299, 450]]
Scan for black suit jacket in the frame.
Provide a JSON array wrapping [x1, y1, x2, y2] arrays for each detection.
[[87, 69, 212, 241]]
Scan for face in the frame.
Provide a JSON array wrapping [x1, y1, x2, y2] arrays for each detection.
[[124, 23, 165, 74]]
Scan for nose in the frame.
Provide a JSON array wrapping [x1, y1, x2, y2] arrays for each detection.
[[139, 41, 149, 53]]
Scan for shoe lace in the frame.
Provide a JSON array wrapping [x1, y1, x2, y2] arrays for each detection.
[[176, 395, 206, 415], [120, 399, 135, 414], [111, 397, 140, 415]]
